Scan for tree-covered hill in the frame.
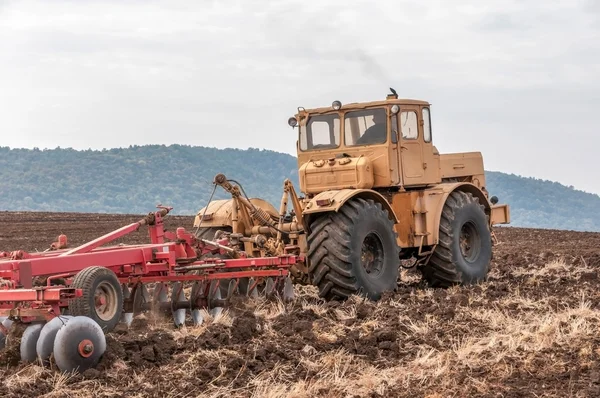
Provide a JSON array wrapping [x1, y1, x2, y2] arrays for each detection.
[[485, 171, 600, 232], [0, 145, 298, 215], [1, 145, 599, 232]]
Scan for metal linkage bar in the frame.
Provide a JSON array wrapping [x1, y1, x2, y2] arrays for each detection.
[[0, 286, 82, 320], [0, 287, 81, 302]]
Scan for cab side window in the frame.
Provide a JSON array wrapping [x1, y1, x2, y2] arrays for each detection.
[[400, 111, 418, 140], [422, 108, 432, 143]]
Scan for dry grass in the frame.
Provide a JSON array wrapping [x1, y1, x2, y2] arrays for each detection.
[[1, 245, 599, 398]]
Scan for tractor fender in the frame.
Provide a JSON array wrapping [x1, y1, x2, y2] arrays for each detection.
[[430, 182, 492, 244], [302, 189, 398, 225]]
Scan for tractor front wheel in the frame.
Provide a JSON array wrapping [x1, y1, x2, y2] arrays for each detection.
[[419, 191, 492, 287], [307, 198, 399, 301]]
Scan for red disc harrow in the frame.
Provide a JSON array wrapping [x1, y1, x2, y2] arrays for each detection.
[[0, 206, 297, 372]]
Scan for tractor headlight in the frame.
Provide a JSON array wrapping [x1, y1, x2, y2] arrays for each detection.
[[332, 100, 342, 110], [288, 117, 297, 127], [391, 104, 399, 114]]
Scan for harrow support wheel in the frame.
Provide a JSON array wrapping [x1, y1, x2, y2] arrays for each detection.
[[419, 190, 492, 287], [68, 266, 123, 332], [307, 198, 400, 301]]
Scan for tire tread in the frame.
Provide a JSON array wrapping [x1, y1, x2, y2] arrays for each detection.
[[420, 191, 491, 288], [307, 198, 399, 300]]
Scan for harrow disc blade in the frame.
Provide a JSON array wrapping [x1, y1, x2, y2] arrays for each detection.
[[171, 282, 186, 327], [237, 278, 250, 296], [247, 277, 259, 298], [227, 279, 237, 299], [190, 281, 206, 326], [191, 310, 204, 326], [208, 280, 223, 318], [36, 315, 72, 366], [0, 317, 14, 350], [152, 283, 168, 315], [53, 316, 106, 373], [264, 277, 275, 296], [132, 283, 150, 315], [283, 276, 295, 302], [121, 313, 134, 327], [120, 284, 133, 326], [20, 322, 45, 362], [190, 281, 207, 307]]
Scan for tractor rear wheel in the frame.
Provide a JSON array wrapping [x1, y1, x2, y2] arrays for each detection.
[[419, 191, 492, 287], [68, 266, 123, 332], [196, 226, 231, 241], [307, 198, 399, 301]]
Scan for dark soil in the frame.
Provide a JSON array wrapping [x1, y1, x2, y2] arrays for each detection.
[[0, 212, 599, 397]]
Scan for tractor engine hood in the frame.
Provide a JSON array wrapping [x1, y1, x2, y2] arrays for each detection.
[[298, 155, 374, 194]]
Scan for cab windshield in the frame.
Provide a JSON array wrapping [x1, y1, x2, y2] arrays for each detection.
[[299, 113, 340, 151], [344, 108, 388, 146], [298, 107, 389, 151]]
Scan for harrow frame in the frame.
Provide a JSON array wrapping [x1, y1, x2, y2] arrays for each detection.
[[0, 206, 298, 323]]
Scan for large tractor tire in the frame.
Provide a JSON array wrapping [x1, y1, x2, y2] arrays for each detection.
[[307, 198, 400, 301], [419, 190, 492, 288], [196, 226, 231, 241]]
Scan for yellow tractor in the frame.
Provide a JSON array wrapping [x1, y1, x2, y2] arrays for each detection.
[[194, 89, 510, 300]]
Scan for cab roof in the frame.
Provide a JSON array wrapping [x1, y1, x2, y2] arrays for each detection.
[[298, 97, 431, 116]]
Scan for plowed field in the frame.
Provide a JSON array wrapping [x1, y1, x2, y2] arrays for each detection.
[[1, 211, 599, 397]]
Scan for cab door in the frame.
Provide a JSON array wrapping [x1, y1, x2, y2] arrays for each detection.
[[389, 111, 402, 185], [399, 107, 425, 186], [419, 106, 439, 184]]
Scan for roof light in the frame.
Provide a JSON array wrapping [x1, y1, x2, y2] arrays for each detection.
[[391, 104, 399, 114], [332, 100, 342, 110], [288, 116, 297, 127]]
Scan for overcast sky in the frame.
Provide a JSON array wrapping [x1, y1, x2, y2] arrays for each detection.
[[1, 0, 599, 194]]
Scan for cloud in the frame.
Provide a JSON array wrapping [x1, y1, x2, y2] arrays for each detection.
[[0, 0, 599, 194]]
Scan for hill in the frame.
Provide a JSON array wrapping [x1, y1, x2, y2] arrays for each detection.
[[1, 145, 599, 232], [484, 171, 600, 232]]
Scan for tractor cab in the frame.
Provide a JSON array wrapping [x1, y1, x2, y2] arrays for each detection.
[[288, 89, 441, 194]]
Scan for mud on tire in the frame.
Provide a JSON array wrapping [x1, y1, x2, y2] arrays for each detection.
[[419, 190, 492, 287], [307, 198, 400, 301]]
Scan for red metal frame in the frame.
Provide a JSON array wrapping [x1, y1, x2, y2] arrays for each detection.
[[0, 207, 298, 322]]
